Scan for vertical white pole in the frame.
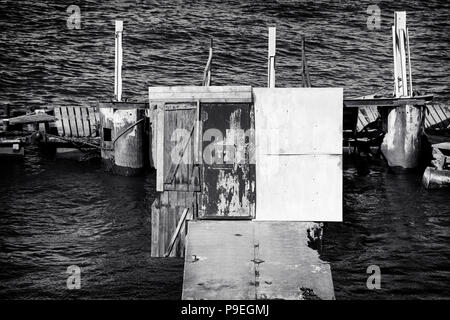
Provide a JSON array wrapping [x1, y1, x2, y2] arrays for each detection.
[[392, 25, 398, 96], [268, 27, 276, 88], [406, 28, 413, 95], [115, 20, 123, 102], [393, 12, 408, 97], [382, 11, 422, 169]]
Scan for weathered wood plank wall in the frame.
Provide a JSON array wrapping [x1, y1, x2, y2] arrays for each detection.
[[54, 106, 99, 138], [151, 190, 198, 257]]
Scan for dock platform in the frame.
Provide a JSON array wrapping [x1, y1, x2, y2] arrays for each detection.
[[182, 221, 335, 300]]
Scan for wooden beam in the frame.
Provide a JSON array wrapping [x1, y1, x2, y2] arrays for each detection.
[[164, 208, 189, 257], [343, 95, 433, 108], [148, 86, 252, 103], [8, 113, 55, 125], [98, 102, 147, 110], [156, 107, 165, 191]]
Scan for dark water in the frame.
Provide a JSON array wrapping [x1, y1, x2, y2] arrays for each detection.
[[325, 158, 450, 299], [1, 0, 450, 299], [0, 148, 183, 299]]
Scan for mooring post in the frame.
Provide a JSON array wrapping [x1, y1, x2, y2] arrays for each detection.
[[380, 11, 424, 169], [267, 27, 276, 88], [113, 107, 145, 176], [99, 20, 123, 167]]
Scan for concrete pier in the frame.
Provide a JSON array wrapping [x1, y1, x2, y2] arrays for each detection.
[[380, 12, 425, 169], [380, 105, 425, 169], [182, 221, 334, 300]]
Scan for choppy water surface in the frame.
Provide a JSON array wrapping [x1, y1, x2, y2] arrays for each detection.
[[0, 0, 449, 299]]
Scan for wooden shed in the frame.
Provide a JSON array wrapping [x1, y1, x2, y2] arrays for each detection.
[[149, 86, 343, 254], [149, 86, 256, 257], [148, 85, 342, 299]]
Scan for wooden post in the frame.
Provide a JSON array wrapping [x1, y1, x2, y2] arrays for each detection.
[[267, 27, 276, 88], [114, 20, 123, 102], [380, 12, 424, 169]]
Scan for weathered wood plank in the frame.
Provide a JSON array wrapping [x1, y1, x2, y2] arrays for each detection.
[[156, 107, 165, 192], [67, 107, 79, 137], [8, 113, 55, 125], [151, 191, 198, 257], [93, 106, 100, 125], [149, 86, 252, 103], [98, 102, 147, 110], [74, 107, 85, 137], [344, 95, 433, 108], [53, 107, 65, 136], [87, 106, 97, 137], [162, 103, 198, 192], [151, 199, 160, 257], [61, 107, 72, 137], [80, 107, 91, 137]]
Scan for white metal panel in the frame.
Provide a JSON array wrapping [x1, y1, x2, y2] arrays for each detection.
[[254, 88, 343, 222], [253, 88, 342, 155], [256, 154, 342, 221]]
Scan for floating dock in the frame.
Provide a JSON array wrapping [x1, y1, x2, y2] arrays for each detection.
[[182, 221, 334, 300]]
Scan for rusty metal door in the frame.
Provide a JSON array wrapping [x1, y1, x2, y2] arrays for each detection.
[[199, 103, 255, 219]]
